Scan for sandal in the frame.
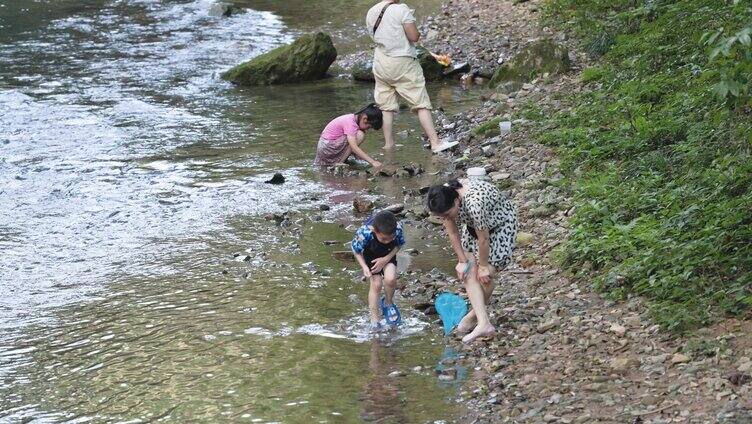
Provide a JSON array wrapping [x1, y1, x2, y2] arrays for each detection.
[[380, 296, 402, 327]]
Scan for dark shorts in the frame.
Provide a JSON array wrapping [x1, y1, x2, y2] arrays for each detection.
[[363, 252, 397, 276]]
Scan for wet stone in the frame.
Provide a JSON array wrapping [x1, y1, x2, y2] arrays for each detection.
[[264, 173, 285, 184], [353, 197, 374, 214], [332, 251, 355, 262], [436, 368, 457, 381]]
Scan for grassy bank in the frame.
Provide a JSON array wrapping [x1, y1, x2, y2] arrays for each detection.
[[537, 0, 751, 332]]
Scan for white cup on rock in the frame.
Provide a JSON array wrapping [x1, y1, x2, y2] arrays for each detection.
[[499, 121, 512, 137], [467, 167, 487, 180]]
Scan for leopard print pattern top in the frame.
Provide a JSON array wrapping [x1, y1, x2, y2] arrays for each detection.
[[458, 179, 518, 269]]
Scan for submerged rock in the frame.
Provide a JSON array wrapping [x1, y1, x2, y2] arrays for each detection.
[[351, 59, 375, 81], [265, 173, 285, 184], [208, 2, 233, 17], [490, 39, 570, 89], [222, 33, 337, 86], [332, 250, 355, 262]]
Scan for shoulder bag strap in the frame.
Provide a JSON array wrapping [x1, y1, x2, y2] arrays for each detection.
[[372, 2, 394, 34]]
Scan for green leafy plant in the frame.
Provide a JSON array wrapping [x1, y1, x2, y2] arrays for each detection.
[[702, 24, 752, 107], [539, 0, 752, 332]]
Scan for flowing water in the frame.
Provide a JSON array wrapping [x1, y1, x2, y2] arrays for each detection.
[[0, 0, 482, 421]]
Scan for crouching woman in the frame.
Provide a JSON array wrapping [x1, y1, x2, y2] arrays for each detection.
[[426, 178, 517, 343]]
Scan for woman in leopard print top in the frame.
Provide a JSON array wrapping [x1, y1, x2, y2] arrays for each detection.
[[426, 178, 517, 343]]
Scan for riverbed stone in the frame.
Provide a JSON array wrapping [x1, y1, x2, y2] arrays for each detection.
[[417, 46, 446, 81], [351, 59, 374, 81], [671, 353, 691, 365], [332, 250, 355, 262], [208, 2, 234, 17], [264, 173, 285, 184], [490, 39, 570, 89], [610, 356, 640, 373], [516, 232, 534, 247], [222, 32, 337, 85], [353, 197, 375, 214]]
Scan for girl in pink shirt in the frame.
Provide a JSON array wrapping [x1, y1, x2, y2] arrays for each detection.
[[314, 103, 383, 167]]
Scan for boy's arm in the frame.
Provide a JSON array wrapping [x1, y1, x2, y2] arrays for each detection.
[[352, 227, 372, 276], [354, 252, 372, 277]]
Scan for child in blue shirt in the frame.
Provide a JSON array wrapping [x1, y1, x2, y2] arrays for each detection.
[[351, 210, 406, 330]]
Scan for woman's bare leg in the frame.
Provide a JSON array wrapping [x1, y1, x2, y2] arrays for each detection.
[[382, 111, 395, 149], [416, 108, 441, 151], [461, 256, 496, 343]]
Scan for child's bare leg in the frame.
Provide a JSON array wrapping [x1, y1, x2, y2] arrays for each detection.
[[383, 263, 398, 306], [368, 275, 384, 323]]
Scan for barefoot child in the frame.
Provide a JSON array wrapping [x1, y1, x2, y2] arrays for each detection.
[[351, 210, 405, 330], [314, 103, 384, 168]]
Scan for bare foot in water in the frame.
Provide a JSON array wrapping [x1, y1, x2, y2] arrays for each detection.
[[461, 324, 496, 344]]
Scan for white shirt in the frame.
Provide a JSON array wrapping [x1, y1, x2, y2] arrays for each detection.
[[366, 1, 417, 58]]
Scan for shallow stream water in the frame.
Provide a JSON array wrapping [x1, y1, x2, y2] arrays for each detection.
[[0, 1, 483, 421]]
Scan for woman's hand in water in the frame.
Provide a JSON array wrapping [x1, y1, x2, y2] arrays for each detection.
[[455, 261, 470, 281], [371, 160, 382, 169], [477, 264, 492, 285]]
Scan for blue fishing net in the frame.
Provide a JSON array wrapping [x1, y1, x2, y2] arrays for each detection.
[[435, 292, 468, 336]]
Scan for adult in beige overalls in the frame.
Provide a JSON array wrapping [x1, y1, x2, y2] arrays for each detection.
[[366, 1, 458, 153]]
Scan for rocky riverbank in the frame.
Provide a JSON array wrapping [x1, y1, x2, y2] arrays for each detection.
[[331, 0, 752, 422]]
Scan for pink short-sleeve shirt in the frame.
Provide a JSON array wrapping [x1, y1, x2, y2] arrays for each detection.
[[321, 114, 360, 142]]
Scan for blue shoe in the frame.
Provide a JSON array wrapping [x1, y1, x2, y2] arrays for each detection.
[[380, 297, 402, 327]]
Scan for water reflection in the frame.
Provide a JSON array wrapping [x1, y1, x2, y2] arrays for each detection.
[[361, 340, 407, 423], [1, 0, 479, 421]]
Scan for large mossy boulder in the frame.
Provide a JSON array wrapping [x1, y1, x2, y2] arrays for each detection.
[[490, 39, 570, 89], [222, 32, 337, 85], [417, 46, 445, 81]]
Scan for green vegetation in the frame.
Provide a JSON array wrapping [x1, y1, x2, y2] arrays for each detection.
[[472, 116, 503, 138], [539, 0, 752, 332]]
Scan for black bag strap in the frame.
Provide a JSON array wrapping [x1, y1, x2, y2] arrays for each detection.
[[372, 2, 394, 34]]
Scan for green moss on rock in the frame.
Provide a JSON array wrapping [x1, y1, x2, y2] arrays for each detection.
[[472, 117, 503, 138], [490, 39, 571, 88], [222, 32, 337, 85]]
